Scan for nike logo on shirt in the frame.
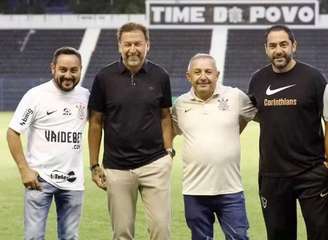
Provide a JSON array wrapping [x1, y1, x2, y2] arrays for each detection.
[[46, 110, 57, 115], [266, 84, 296, 96], [320, 191, 328, 198]]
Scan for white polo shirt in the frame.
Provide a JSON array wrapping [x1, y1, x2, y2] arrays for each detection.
[[9, 80, 89, 191], [172, 85, 256, 195]]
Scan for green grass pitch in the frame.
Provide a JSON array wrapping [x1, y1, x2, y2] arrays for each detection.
[[0, 112, 307, 239]]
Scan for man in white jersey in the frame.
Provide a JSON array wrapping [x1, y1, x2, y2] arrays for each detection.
[[172, 53, 256, 240], [7, 47, 89, 240]]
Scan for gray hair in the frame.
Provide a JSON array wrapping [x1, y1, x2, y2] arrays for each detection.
[[187, 53, 217, 71]]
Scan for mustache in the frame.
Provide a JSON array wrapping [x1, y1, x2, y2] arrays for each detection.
[[273, 54, 286, 59], [59, 76, 75, 82], [196, 80, 211, 84], [127, 54, 140, 58]]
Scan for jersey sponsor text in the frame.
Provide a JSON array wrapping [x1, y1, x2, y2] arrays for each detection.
[[50, 170, 77, 183], [20, 108, 33, 125], [264, 98, 297, 106], [44, 130, 82, 143]]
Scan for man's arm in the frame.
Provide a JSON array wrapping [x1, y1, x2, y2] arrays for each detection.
[[238, 89, 257, 133], [161, 107, 173, 151], [7, 128, 40, 190], [171, 104, 182, 139], [88, 110, 106, 190], [239, 118, 248, 134], [323, 85, 328, 167], [324, 121, 328, 168]]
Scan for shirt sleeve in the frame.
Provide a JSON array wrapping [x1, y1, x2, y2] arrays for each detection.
[[238, 88, 257, 121], [314, 71, 327, 118], [160, 72, 172, 108], [171, 101, 182, 135], [88, 74, 105, 113], [9, 90, 37, 133], [247, 73, 258, 107]]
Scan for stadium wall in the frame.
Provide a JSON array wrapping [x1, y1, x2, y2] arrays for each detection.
[[1, 9, 328, 110]]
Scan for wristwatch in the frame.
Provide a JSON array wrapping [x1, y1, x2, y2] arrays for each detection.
[[90, 163, 100, 171], [166, 148, 176, 158]]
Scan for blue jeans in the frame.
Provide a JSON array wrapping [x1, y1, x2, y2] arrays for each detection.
[[24, 178, 83, 240], [184, 192, 249, 240]]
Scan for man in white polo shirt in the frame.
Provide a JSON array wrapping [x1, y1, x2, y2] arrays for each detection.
[[172, 53, 256, 240], [7, 47, 89, 240]]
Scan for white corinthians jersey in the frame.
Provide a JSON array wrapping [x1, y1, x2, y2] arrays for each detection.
[[10, 80, 89, 190]]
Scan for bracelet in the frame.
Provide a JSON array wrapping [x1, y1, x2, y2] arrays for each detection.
[[90, 163, 100, 171]]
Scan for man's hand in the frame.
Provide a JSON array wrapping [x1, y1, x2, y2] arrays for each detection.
[[324, 161, 328, 169], [20, 166, 41, 191], [91, 166, 107, 190]]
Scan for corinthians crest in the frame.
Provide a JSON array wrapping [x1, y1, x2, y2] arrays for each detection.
[[218, 98, 230, 111], [75, 103, 86, 120]]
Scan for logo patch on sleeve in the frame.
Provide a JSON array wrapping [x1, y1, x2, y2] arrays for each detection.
[[20, 108, 34, 126]]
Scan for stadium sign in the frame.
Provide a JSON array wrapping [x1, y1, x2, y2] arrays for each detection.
[[146, 0, 318, 26]]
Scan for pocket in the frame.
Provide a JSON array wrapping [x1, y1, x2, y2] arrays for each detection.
[[154, 154, 172, 167], [154, 155, 172, 177], [165, 154, 173, 172]]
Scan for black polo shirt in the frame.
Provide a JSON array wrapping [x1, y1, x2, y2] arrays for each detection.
[[88, 59, 172, 170]]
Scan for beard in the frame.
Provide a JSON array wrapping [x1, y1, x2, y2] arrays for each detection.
[[54, 75, 78, 92], [126, 55, 142, 67], [271, 53, 292, 70], [122, 50, 147, 70]]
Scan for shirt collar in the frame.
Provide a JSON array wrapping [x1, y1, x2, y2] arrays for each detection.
[[118, 58, 149, 74], [188, 83, 221, 102]]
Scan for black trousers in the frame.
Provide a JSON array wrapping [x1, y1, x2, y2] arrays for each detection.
[[259, 163, 328, 240]]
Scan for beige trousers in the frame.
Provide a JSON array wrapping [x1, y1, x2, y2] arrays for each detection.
[[105, 154, 172, 240]]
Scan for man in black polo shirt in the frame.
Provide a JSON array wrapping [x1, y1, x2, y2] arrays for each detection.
[[88, 22, 173, 240], [248, 25, 328, 240]]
